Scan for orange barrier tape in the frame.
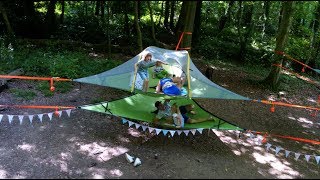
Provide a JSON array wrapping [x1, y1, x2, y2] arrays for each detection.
[[272, 64, 319, 85], [253, 131, 320, 145], [0, 104, 76, 109]]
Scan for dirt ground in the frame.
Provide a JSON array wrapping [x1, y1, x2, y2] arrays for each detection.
[[0, 56, 319, 179]]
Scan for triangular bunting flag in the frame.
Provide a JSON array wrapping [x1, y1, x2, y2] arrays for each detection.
[[48, 113, 53, 121], [197, 128, 204, 134], [315, 156, 320, 164], [275, 146, 282, 155], [38, 114, 44, 123], [18, 115, 24, 125], [0, 114, 3, 123], [65, 109, 72, 117], [183, 130, 190, 136], [134, 123, 141, 130], [155, 129, 161, 135], [169, 130, 176, 137], [190, 129, 197, 136], [148, 127, 155, 133], [28, 115, 34, 124], [304, 155, 311, 162], [265, 143, 272, 151], [285, 150, 291, 158], [141, 125, 147, 131], [162, 130, 168, 136], [8, 115, 14, 124], [294, 153, 301, 161], [128, 121, 133, 127], [177, 130, 182, 136], [58, 111, 63, 118], [121, 118, 128, 124], [249, 132, 255, 139]]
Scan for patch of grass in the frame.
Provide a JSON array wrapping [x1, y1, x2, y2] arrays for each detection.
[[36, 81, 73, 97], [9, 88, 37, 100]]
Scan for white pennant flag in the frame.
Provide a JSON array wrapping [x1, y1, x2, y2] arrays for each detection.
[[48, 113, 53, 121], [183, 130, 190, 136], [8, 115, 14, 124], [294, 153, 301, 161], [197, 128, 204, 134], [141, 125, 147, 131], [134, 123, 141, 129], [315, 156, 320, 164], [265, 143, 272, 151], [285, 150, 291, 158], [65, 109, 72, 117], [37, 114, 44, 123], [162, 130, 168, 136], [190, 129, 197, 136], [155, 129, 161, 135], [148, 127, 155, 133], [0, 114, 3, 123], [128, 121, 133, 127], [58, 111, 63, 118], [304, 155, 311, 162], [275, 146, 282, 155], [18, 115, 24, 125], [169, 130, 176, 137], [249, 132, 255, 139], [177, 130, 182, 136], [28, 115, 34, 124]]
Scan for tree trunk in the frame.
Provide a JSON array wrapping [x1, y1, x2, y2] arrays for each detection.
[[124, 5, 130, 39], [158, 1, 164, 26], [217, 1, 235, 33], [238, 1, 254, 62], [308, 1, 320, 69], [262, 1, 270, 37], [106, 1, 111, 58], [45, 0, 58, 37], [134, 1, 143, 52], [180, 1, 197, 51], [100, 1, 105, 18], [164, 1, 170, 30], [95, 0, 100, 16], [147, 1, 157, 41], [59, 0, 65, 24], [169, 1, 175, 31], [0, 1, 14, 41], [192, 0, 202, 46], [264, 1, 294, 89], [175, 1, 187, 37]]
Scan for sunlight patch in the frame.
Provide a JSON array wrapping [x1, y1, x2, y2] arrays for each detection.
[[109, 169, 123, 177], [17, 143, 36, 152]]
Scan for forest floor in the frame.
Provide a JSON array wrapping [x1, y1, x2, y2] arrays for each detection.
[[0, 53, 319, 179]]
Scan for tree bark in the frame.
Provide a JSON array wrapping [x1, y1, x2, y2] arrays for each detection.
[[0, 1, 14, 40], [218, 1, 235, 33], [95, 0, 100, 16], [308, 1, 320, 69], [264, 1, 294, 89], [262, 1, 270, 37], [106, 1, 111, 58], [124, 4, 130, 39], [175, 1, 187, 37], [134, 1, 143, 52], [59, 0, 65, 24], [180, 1, 197, 51], [100, 1, 105, 18], [45, 0, 58, 37], [169, 1, 175, 31]]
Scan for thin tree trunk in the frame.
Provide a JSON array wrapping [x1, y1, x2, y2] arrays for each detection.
[[307, 1, 320, 69], [192, 0, 202, 46], [175, 1, 187, 38], [134, 1, 143, 52], [164, 1, 170, 29], [95, 0, 100, 16], [101, 1, 105, 18], [169, 1, 175, 31], [218, 1, 235, 33], [264, 1, 294, 89], [45, 0, 58, 37], [59, 0, 65, 24], [0, 1, 15, 46], [147, 1, 157, 41], [124, 5, 130, 40], [262, 1, 270, 38], [107, 1, 111, 58], [158, 1, 164, 26]]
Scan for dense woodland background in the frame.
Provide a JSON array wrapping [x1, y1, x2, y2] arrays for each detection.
[[0, 1, 320, 90]]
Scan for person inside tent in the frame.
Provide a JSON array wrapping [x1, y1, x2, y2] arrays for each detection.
[[134, 52, 167, 92], [153, 99, 214, 128], [152, 60, 170, 79], [155, 76, 185, 96]]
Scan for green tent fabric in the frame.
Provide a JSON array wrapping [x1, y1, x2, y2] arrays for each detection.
[[80, 94, 243, 130]]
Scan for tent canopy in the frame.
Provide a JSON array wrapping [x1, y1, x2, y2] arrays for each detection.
[[74, 46, 250, 100]]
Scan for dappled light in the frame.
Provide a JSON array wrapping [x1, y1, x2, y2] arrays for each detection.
[[17, 143, 37, 153]]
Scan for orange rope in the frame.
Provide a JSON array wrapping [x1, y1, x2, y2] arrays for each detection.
[[0, 104, 76, 109], [0, 75, 72, 81], [253, 131, 320, 145], [272, 64, 319, 85], [252, 99, 320, 111], [274, 51, 313, 70]]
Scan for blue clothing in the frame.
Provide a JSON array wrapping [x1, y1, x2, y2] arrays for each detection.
[[136, 59, 156, 80], [160, 78, 181, 96]]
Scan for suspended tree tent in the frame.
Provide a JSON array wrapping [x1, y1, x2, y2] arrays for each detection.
[[74, 46, 250, 130]]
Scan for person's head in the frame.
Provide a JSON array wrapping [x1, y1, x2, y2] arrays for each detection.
[[155, 61, 162, 66], [144, 53, 152, 61], [155, 101, 165, 110]]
